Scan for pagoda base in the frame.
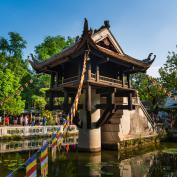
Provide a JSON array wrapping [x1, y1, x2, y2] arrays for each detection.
[[78, 128, 101, 152]]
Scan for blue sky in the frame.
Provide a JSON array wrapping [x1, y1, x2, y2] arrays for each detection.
[[1, 0, 177, 77]]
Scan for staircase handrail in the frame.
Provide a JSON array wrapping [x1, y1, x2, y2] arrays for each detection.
[[139, 101, 155, 130]]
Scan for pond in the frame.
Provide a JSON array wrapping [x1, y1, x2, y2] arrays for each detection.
[[0, 138, 177, 177]]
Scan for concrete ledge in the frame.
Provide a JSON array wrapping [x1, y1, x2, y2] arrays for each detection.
[[78, 147, 101, 152], [102, 135, 159, 151], [0, 125, 78, 140]]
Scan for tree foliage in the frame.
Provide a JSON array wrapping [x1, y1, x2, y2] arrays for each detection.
[[132, 73, 168, 112], [35, 35, 74, 61], [0, 32, 74, 115], [0, 69, 25, 115], [0, 32, 28, 115], [33, 35, 75, 91], [159, 50, 177, 97]]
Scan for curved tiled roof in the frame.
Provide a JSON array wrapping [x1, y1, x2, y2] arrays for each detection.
[[29, 19, 155, 72]]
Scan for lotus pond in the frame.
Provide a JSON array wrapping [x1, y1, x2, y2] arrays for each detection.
[[0, 139, 177, 177]]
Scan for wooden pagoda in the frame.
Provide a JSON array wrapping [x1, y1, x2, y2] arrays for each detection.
[[30, 19, 155, 151]]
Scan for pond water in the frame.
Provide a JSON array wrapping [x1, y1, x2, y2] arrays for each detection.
[[0, 138, 177, 177]]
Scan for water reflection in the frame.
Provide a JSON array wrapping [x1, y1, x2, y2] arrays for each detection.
[[49, 146, 177, 177], [1, 139, 177, 177]]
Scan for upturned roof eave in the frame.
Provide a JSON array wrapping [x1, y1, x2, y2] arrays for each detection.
[[30, 37, 85, 72]]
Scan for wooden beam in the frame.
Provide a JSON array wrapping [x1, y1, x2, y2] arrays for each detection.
[[95, 106, 113, 128], [115, 90, 136, 97], [96, 87, 114, 94]]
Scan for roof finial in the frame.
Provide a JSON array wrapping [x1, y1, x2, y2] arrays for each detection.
[[104, 20, 110, 28], [83, 18, 89, 35]]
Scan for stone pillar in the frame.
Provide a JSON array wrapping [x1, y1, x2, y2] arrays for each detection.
[[78, 88, 101, 152]]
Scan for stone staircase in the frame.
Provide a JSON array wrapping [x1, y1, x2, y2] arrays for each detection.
[[100, 96, 156, 149]]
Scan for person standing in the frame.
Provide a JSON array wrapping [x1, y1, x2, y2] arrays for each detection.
[[20, 116, 23, 125], [5, 116, 9, 126], [14, 116, 17, 125], [24, 116, 28, 126], [42, 117, 47, 126]]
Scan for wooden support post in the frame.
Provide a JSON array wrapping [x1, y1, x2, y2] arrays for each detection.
[[50, 73, 55, 88], [127, 74, 131, 88], [88, 62, 91, 80], [107, 89, 115, 111], [122, 73, 125, 87], [63, 90, 69, 112], [96, 66, 99, 82], [128, 93, 133, 110], [55, 72, 59, 87], [86, 84, 92, 128], [78, 61, 81, 79], [49, 92, 54, 110]]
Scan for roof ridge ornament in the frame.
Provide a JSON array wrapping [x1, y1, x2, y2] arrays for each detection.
[[143, 53, 156, 64], [93, 20, 110, 34], [104, 20, 110, 29], [82, 18, 89, 36]]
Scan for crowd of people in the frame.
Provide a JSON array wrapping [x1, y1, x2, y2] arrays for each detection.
[[0, 114, 47, 126]]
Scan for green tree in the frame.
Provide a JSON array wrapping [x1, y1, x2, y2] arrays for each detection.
[[31, 88, 48, 111], [132, 73, 167, 113], [0, 32, 31, 113], [29, 35, 74, 123], [0, 69, 25, 115], [35, 35, 74, 61], [31, 35, 75, 102], [159, 50, 177, 97], [0, 32, 28, 79], [32, 35, 75, 91]]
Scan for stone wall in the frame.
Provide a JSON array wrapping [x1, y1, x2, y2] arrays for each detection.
[[0, 125, 78, 138]]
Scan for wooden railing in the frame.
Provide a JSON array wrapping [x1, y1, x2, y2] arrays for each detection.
[[90, 73, 128, 87], [54, 73, 128, 88], [63, 76, 79, 83], [99, 75, 122, 85], [91, 73, 96, 79]]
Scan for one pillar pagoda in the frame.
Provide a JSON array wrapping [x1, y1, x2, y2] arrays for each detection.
[[30, 19, 156, 152]]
